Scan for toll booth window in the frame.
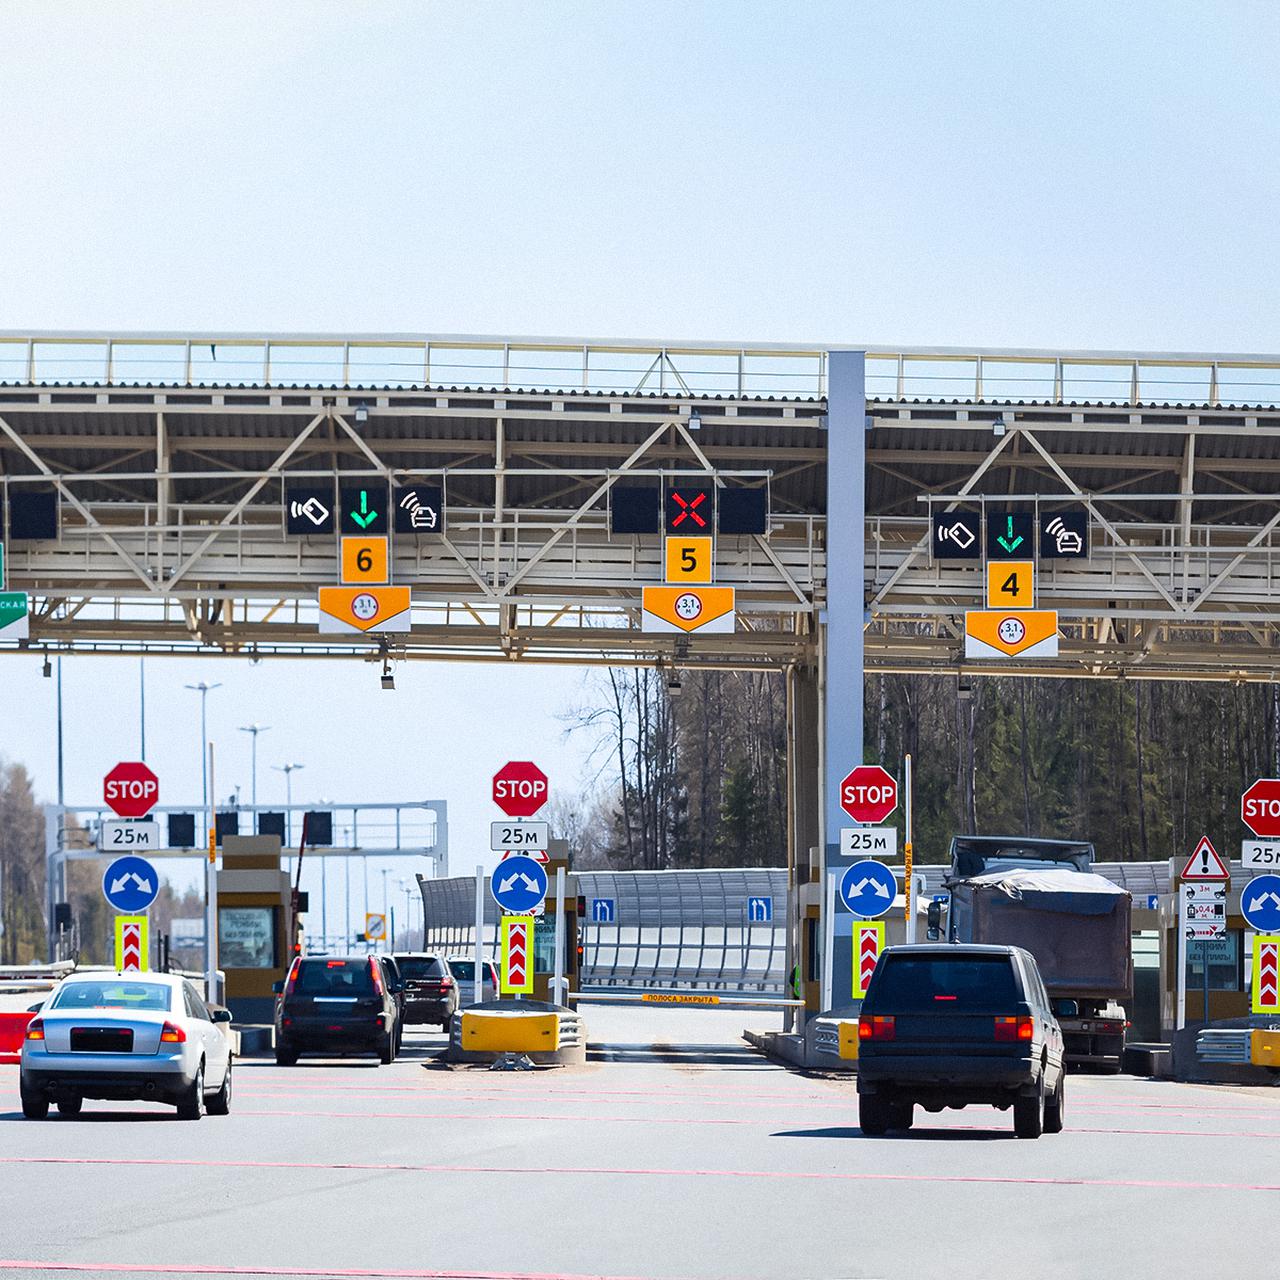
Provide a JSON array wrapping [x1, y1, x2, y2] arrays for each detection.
[[1184, 932, 1241, 992], [218, 907, 277, 969], [532, 917, 557, 972]]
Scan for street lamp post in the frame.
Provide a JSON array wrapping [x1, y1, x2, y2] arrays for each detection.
[[184, 682, 222, 837], [185, 680, 221, 1002], [271, 762, 305, 846], [238, 724, 271, 822]]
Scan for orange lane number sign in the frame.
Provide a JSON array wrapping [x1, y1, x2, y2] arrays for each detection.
[[664, 536, 713, 584], [341, 536, 389, 585], [985, 560, 1034, 610]]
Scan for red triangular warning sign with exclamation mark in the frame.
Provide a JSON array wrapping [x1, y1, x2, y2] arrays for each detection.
[[1180, 835, 1230, 881]]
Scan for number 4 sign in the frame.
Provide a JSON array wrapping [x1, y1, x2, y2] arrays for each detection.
[[986, 561, 1035, 610]]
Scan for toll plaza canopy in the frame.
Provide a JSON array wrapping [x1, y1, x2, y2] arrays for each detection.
[[0, 332, 1279, 680]]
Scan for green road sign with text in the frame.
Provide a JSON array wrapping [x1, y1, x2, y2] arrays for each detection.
[[0, 591, 29, 639]]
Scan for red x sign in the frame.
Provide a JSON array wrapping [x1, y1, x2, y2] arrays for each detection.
[[666, 486, 711, 532]]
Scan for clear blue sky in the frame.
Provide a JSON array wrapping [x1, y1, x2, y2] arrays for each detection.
[[1, 2, 1277, 931]]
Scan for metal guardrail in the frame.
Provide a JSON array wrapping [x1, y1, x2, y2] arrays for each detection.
[[6, 330, 1280, 406], [1195, 1029, 1254, 1064]]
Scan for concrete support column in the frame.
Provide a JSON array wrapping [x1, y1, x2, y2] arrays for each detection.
[[819, 349, 867, 1012]]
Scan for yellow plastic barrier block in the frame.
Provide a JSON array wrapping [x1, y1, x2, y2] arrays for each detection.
[[838, 1020, 859, 1061], [461, 1010, 559, 1054], [1251, 1029, 1280, 1067]]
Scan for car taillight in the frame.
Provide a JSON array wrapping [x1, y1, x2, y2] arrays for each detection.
[[858, 1015, 895, 1041], [25, 1018, 44, 1041], [994, 1016, 1034, 1042], [284, 958, 301, 997], [369, 959, 384, 994], [160, 1022, 186, 1043]]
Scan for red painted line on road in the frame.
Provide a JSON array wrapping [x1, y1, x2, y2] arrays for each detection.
[[0, 1263, 675, 1280], [4, 1154, 1280, 1193]]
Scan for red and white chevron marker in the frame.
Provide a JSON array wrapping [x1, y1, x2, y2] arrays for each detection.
[[1254, 936, 1280, 1014], [115, 916, 147, 972], [500, 915, 534, 995], [852, 921, 885, 998]]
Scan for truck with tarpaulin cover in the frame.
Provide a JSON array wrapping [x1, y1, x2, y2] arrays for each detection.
[[940, 837, 1132, 1070]]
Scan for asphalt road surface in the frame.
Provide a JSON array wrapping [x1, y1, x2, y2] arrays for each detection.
[[2, 1004, 1278, 1280]]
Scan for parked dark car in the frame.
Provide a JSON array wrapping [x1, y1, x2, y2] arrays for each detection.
[[856, 943, 1066, 1139], [273, 956, 401, 1065], [391, 953, 459, 1029], [378, 954, 406, 1052]]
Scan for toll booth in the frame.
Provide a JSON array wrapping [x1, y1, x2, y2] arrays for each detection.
[[1161, 879, 1254, 1034], [216, 834, 292, 1024], [530, 858, 581, 1006]]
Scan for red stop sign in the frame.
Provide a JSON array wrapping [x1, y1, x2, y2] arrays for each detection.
[[1243, 777, 1280, 837], [839, 764, 898, 824], [104, 761, 160, 818], [493, 761, 549, 818]]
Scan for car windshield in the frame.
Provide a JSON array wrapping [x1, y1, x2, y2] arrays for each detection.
[[872, 956, 1020, 1011], [449, 960, 474, 979], [51, 980, 172, 1012], [293, 959, 374, 995], [396, 957, 445, 980]]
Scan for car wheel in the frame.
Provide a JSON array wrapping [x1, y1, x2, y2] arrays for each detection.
[[20, 1084, 48, 1120], [208, 1056, 233, 1116], [56, 1096, 83, 1117], [177, 1063, 206, 1121], [888, 1101, 914, 1132], [1044, 1071, 1065, 1134], [859, 1094, 892, 1136], [1014, 1075, 1045, 1139], [274, 1039, 299, 1067], [378, 1032, 395, 1065]]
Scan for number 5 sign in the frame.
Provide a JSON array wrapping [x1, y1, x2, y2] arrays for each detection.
[[986, 560, 1035, 610], [665, 537, 713, 584]]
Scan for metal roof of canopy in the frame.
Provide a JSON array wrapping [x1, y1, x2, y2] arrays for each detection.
[[3, 333, 1280, 678]]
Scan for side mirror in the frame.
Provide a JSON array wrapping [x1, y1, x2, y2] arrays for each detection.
[[926, 901, 943, 940], [271, 981, 284, 995], [211, 1008, 233, 1024], [393, 980, 405, 994]]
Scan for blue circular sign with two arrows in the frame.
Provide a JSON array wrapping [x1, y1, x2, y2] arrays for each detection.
[[839, 859, 898, 919], [102, 855, 159, 914], [1242, 874, 1280, 933], [490, 855, 548, 915]]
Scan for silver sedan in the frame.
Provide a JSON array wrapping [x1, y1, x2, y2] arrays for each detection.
[[20, 972, 232, 1120]]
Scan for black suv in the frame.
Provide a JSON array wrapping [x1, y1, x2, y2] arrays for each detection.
[[856, 944, 1065, 1139], [391, 953, 460, 1030], [273, 956, 402, 1065]]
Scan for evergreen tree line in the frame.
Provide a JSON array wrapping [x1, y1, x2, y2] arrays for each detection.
[[567, 671, 1280, 870]]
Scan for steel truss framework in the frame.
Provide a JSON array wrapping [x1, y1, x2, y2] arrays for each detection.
[[2, 332, 1280, 679]]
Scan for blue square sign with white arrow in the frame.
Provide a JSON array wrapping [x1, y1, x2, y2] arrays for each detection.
[[102, 855, 159, 914], [1242, 874, 1280, 933], [491, 855, 548, 914], [839, 860, 898, 919]]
